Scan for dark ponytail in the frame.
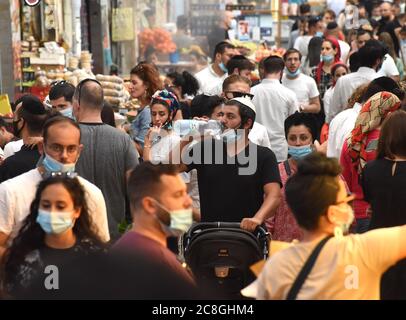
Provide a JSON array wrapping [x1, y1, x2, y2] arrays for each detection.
[[181, 71, 199, 96]]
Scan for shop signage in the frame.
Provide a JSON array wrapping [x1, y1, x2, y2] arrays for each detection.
[[24, 0, 41, 6]]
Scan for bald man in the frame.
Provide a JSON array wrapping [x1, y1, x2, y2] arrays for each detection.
[[73, 79, 139, 239]]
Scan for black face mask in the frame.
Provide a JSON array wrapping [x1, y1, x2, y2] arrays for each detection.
[[13, 118, 24, 138]]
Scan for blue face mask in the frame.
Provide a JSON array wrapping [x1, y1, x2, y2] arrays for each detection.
[[36, 209, 74, 234], [315, 31, 324, 38], [221, 128, 244, 144], [285, 68, 301, 78], [288, 145, 313, 160], [60, 107, 76, 120], [219, 62, 228, 73], [43, 153, 76, 173], [322, 54, 334, 63]]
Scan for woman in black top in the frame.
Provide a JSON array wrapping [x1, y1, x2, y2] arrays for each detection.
[[1, 175, 105, 298], [362, 110, 406, 299]]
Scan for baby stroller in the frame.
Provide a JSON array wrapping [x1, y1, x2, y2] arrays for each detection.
[[179, 222, 270, 299]]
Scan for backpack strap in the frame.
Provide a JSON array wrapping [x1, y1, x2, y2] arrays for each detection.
[[283, 160, 292, 177], [286, 235, 333, 300]]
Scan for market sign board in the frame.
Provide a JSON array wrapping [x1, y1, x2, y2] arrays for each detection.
[[24, 0, 41, 6], [112, 8, 135, 42]]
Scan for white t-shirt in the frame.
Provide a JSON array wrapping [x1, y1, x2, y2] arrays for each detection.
[[338, 40, 350, 63], [377, 53, 400, 78], [195, 64, 228, 95], [150, 133, 181, 164], [257, 227, 405, 300], [327, 102, 362, 159], [149, 133, 190, 183], [3, 140, 24, 159], [249, 122, 272, 149], [323, 86, 335, 121], [327, 0, 346, 16], [282, 73, 320, 105], [0, 169, 110, 244], [294, 35, 313, 59], [251, 79, 299, 162], [328, 67, 377, 123]]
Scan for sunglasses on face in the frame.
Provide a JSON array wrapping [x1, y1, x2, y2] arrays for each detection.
[[225, 91, 254, 100]]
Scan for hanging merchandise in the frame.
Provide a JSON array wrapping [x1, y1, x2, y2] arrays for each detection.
[[112, 8, 135, 42], [44, 2, 56, 30]]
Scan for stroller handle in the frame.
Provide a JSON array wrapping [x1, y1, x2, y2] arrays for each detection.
[[188, 221, 269, 237]]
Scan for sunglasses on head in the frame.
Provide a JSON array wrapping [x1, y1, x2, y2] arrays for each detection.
[[43, 171, 78, 180], [77, 78, 102, 105], [51, 80, 67, 87]]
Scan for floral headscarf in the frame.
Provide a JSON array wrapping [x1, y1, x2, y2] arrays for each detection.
[[347, 91, 401, 173], [151, 89, 180, 129]]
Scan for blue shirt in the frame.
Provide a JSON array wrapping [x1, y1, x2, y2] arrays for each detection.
[[131, 106, 151, 147]]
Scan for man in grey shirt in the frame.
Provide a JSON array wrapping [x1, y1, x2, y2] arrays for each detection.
[[73, 79, 139, 239]]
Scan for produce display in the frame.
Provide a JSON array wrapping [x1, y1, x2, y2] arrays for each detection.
[[139, 28, 177, 54]]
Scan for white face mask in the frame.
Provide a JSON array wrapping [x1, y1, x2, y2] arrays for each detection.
[[332, 205, 355, 237]]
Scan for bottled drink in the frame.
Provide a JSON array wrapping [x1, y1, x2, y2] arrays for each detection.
[[173, 120, 223, 137]]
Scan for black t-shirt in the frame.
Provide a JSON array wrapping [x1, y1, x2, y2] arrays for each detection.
[[361, 158, 406, 300], [0, 145, 40, 183], [187, 140, 281, 223], [361, 158, 406, 229]]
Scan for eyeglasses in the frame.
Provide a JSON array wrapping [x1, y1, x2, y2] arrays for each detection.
[[335, 194, 355, 207], [48, 144, 79, 155], [225, 91, 254, 100], [43, 171, 78, 179], [77, 78, 102, 105]]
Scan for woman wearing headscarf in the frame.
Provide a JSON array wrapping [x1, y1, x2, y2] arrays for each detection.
[[312, 36, 342, 100], [143, 90, 181, 163], [340, 91, 401, 233]]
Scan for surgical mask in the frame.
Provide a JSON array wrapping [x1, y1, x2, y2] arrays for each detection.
[[60, 107, 76, 120], [333, 206, 355, 236], [221, 128, 243, 144], [315, 31, 324, 38], [36, 209, 75, 234], [401, 39, 406, 46], [219, 62, 228, 73], [285, 68, 301, 78], [288, 145, 313, 160], [230, 19, 237, 29], [154, 200, 193, 233], [43, 153, 76, 174], [321, 54, 334, 63]]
